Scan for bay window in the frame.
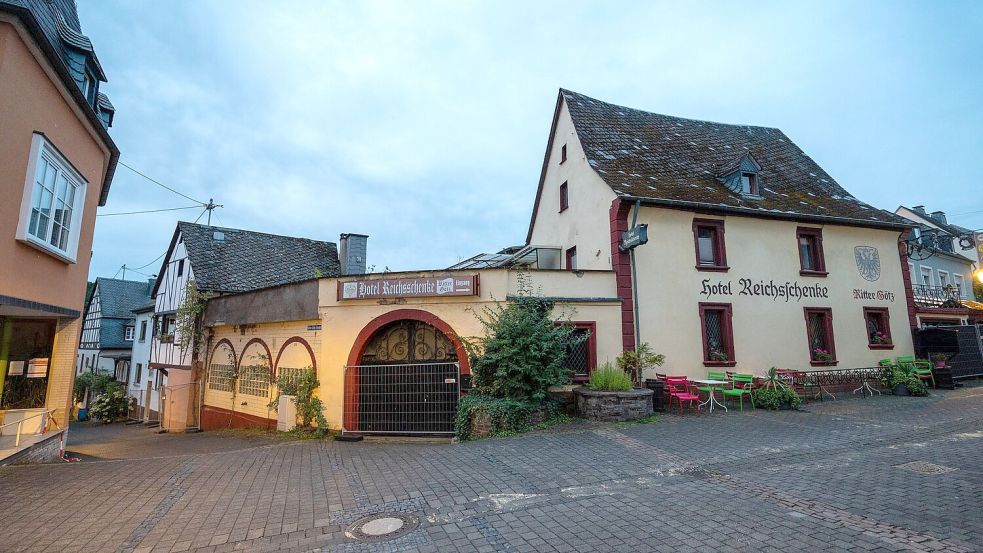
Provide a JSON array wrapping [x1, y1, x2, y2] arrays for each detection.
[[16, 134, 87, 262]]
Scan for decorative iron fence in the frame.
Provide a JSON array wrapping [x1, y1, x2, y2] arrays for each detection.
[[911, 284, 962, 308], [343, 362, 460, 435]]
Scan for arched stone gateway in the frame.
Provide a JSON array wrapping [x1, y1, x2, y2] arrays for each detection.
[[344, 310, 468, 435]]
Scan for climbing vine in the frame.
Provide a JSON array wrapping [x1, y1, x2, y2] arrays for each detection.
[[175, 279, 213, 360]]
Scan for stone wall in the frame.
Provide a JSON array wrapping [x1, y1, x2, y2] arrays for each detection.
[[575, 388, 653, 422], [1, 429, 65, 465]]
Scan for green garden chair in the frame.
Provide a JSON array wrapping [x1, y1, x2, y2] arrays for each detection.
[[898, 356, 935, 389], [697, 371, 728, 399], [721, 373, 755, 411]]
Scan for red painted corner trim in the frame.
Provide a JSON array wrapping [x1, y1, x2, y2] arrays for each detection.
[[609, 198, 635, 352], [897, 230, 919, 331], [273, 336, 317, 375]]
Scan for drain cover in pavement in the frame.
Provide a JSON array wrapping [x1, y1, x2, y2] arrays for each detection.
[[894, 461, 957, 475], [345, 512, 419, 542]]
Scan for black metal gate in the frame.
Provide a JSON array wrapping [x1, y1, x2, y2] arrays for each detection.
[[915, 324, 983, 379], [344, 362, 460, 435], [344, 319, 461, 435]]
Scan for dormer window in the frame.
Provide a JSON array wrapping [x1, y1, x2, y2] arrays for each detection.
[[717, 153, 762, 197], [740, 172, 757, 195]]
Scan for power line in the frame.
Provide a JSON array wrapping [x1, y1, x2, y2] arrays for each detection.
[[118, 161, 206, 205], [131, 251, 166, 271], [97, 205, 201, 217]]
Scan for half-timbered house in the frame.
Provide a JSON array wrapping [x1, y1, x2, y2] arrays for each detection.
[[76, 277, 152, 384], [149, 221, 348, 430]]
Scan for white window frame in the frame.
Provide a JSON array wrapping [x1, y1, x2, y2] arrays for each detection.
[[124, 326, 134, 341], [938, 270, 949, 288], [954, 274, 964, 297], [15, 133, 88, 263], [919, 266, 933, 287]]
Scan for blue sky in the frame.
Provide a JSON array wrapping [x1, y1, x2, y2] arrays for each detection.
[[80, 0, 983, 280]]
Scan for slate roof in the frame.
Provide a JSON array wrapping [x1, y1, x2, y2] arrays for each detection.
[[162, 222, 341, 295], [96, 278, 153, 318], [0, 0, 118, 204], [555, 89, 910, 230], [90, 278, 152, 350]]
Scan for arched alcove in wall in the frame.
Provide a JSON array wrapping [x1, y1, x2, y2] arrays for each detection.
[[238, 339, 272, 399], [274, 337, 316, 383], [207, 340, 237, 393]]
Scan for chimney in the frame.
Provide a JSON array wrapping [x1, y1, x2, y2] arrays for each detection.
[[912, 205, 926, 215], [339, 233, 368, 275], [930, 211, 947, 225]]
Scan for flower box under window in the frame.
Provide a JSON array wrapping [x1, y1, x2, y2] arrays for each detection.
[[700, 302, 736, 366], [804, 307, 837, 365], [864, 307, 894, 350]]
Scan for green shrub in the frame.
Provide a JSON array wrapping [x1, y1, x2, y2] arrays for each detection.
[[587, 363, 633, 392], [463, 273, 585, 402], [751, 385, 801, 410], [269, 366, 328, 436], [455, 394, 535, 441], [73, 372, 113, 404], [906, 378, 928, 397], [88, 384, 130, 423]]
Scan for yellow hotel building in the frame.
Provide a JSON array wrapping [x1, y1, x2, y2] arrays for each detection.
[[192, 89, 917, 435]]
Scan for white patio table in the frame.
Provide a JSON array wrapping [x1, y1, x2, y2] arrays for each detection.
[[692, 379, 729, 413]]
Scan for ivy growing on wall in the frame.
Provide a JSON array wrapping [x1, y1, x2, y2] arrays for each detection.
[[175, 279, 213, 361]]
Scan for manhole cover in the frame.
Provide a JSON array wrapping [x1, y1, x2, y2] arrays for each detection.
[[895, 461, 957, 475], [345, 512, 419, 542]]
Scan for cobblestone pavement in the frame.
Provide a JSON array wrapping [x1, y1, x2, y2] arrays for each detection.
[[2, 385, 982, 553]]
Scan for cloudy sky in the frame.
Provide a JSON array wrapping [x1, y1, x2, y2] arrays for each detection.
[[80, 0, 983, 280]]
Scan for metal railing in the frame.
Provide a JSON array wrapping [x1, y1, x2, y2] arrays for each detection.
[[343, 362, 460, 435], [0, 409, 60, 447], [912, 284, 963, 307]]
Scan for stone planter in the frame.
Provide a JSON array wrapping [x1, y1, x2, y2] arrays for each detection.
[[548, 385, 579, 416], [574, 387, 654, 422]]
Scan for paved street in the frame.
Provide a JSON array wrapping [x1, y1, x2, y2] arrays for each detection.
[[2, 386, 982, 553]]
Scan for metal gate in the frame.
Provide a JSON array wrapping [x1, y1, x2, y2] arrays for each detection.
[[343, 362, 460, 435], [948, 325, 983, 379], [915, 324, 983, 379]]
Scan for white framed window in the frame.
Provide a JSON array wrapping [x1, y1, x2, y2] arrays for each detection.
[[954, 274, 964, 297], [920, 266, 933, 286], [16, 134, 88, 263], [740, 172, 757, 195], [124, 326, 134, 341], [938, 270, 949, 288]]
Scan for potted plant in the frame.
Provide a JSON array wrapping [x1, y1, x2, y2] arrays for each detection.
[[751, 367, 802, 410], [708, 348, 729, 362], [871, 331, 891, 345], [930, 353, 947, 368], [812, 348, 833, 362], [617, 342, 665, 388], [880, 365, 928, 397]]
